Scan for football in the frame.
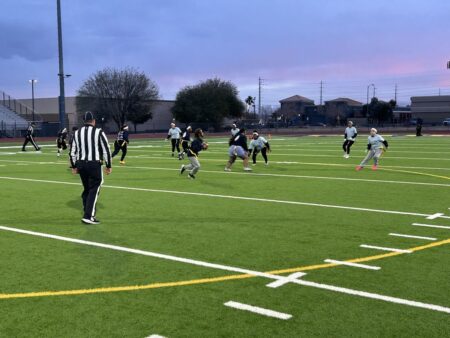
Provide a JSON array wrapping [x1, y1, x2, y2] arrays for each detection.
[[202, 143, 209, 150]]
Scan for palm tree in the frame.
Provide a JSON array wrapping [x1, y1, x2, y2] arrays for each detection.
[[245, 96, 255, 116]]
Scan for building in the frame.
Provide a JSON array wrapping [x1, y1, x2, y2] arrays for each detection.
[[18, 96, 176, 134], [279, 95, 315, 120], [324, 98, 363, 125], [410, 95, 450, 124]]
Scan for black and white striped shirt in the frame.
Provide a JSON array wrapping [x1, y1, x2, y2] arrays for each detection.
[[70, 124, 112, 168]]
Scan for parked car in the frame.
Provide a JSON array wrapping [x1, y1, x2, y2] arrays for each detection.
[[443, 118, 450, 126]]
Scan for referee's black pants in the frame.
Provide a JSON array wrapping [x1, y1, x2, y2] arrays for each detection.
[[22, 136, 39, 151], [76, 161, 103, 220]]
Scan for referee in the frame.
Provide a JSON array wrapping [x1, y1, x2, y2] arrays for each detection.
[[70, 111, 112, 225]]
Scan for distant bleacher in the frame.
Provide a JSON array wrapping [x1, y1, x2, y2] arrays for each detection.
[[0, 90, 40, 137]]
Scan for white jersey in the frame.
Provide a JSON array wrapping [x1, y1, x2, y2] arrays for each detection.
[[167, 127, 182, 139], [231, 128, 240, 136], [249, 136, 268, 150], [368, 134, 385, 150], [345, 127, 357, 140]]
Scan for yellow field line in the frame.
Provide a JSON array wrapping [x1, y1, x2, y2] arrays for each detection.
[[379, 167, 450, 180], [1, 238, 449, 300]]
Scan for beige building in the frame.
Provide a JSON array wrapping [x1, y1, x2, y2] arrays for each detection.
[[279, 95, 315, 119], [410, 95, 450, 124], [324, 98, 363, 125], [19, 96, 176, 132]]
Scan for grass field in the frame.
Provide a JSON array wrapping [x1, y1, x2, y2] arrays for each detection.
[[0, 133, 449, 337]]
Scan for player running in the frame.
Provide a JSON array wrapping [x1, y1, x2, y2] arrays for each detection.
[[166, 122, 182, 157], [248, 130, 271, 165], [180, 128, 207, 179], [356, 128, 388, 171], [225, 128, 252, 172], [56, 128, 68, 157], [111, 124, 129, 165], [178, 125, 192, 160], [343, 121, 357, 158], [230, 123, 240, 136]]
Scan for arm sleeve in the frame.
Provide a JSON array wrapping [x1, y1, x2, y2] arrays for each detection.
[[367, 143, 372, 150], [69, 132, 78, 168], [166, 130, 171, 139], [382, 140, 388, 148], [354, 132, 357, 138], [100, 131, 112, 168]]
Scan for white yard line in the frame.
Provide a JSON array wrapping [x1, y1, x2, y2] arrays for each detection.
[[360, 244, 412, 253], [224, 301, 292, 320], [146, 335, 166, 338], [412, 223, 450, 230], [1, 225, 449, 314], [389, 233, 437, 241], [118, 165, 450, 188], [0, 175, 447, 219], [323, 259, 381, 270]]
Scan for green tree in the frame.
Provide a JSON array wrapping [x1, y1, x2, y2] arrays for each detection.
[[171, 78, 245, 129], [76, 67, 159, 130], [369, 98, 394, 125]]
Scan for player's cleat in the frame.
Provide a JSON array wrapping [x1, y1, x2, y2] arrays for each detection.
[[355, 165, 363, 171], [265, 162, 269, 166], [120, 161, 125, 165], [372, 164, 378, 170], [81, 217, 100, 225], [252, 163, 256, 166], [178, 153, 184, 160], [171, 152, 174, 157], [180, 165, 186, 175], [188, 173, 195, 179], [244, 167, 253, 171], [21, 149, 26, 151], [224, 167, 231, 172], [57, 153, 61, 157], [344, 154, 349, 159]]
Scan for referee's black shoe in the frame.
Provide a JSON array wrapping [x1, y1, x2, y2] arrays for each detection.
[[81, 217, 100, 225]]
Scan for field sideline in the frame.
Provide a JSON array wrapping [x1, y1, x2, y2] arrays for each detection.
[[0, 134, 449, 337]]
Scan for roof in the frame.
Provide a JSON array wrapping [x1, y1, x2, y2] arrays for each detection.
[[325, 97, 363, 106], [279, 95, 314, 104]]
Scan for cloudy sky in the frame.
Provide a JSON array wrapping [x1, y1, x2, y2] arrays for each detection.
[[1, 0, 450, 106]]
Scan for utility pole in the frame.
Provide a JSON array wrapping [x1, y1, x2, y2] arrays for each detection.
[[394, 84, 398, 104], [320, 81, 323, 106], [57, 0, 66, 130], [258, 77, 263, 116], [29, 79, 37, 122]]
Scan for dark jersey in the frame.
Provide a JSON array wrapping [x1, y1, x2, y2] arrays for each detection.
[[229, 133, 248, 151], [117, 130, 129, 143], [188, 138, 204, 157], [57, 130, 68, 142]]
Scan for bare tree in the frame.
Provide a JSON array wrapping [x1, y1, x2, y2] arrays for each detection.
[[76, 67, 159, 130]]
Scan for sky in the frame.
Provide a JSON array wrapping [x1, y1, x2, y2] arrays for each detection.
[[1, 0, 450, 107]]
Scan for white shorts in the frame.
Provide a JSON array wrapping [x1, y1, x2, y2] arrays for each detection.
[[228, 145, 247, 159]]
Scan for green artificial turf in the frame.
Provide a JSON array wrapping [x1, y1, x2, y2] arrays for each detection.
[[0, 134, 449, 337]]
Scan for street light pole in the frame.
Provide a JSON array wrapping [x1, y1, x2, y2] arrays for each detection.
[[57, 0, 67, 130], [29, 79, 37, 122]]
